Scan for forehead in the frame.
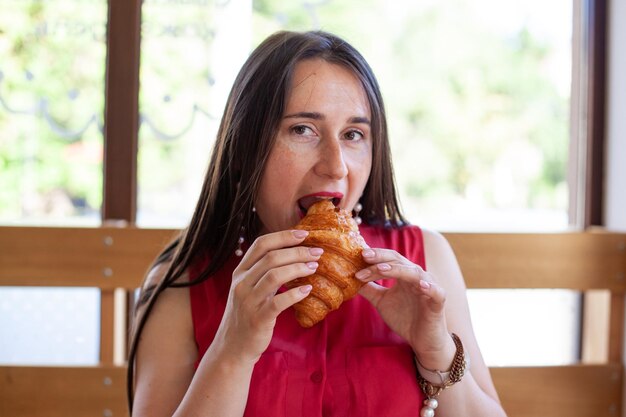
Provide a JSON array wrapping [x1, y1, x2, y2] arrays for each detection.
[[286, 59, 370, 115]]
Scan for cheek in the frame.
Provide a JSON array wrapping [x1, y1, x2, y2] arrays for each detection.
[[261, 149, 304, 200], [273, 149, 299, 179], [347, 147, 373, 185]]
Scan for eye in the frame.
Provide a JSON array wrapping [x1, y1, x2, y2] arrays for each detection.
[[291, 125, 315, 136], [344, 130, 364, 141]]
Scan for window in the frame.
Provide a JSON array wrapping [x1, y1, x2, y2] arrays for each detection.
[[1, 0, 594, 367], [0, 0, 108, 364], [133, 0, 578, 366], [136, 0, 573, 232], [0, 0, 106, 226]]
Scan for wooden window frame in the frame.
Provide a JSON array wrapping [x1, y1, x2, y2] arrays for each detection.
[[103, 0, 141, 225], [571, 0, 615, 364], [101, 0, 141, 364], [583, 0, 607, 228]]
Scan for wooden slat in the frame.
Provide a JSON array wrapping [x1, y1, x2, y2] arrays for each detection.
[[115, 289, 129, 365], [100, 290, 115, 364], [609, 293, 625, 362], [446, 232, 626, 290], [491, 364, 622, 417], [581, 290, 610, 363], [0, 366, 129, 417], [0, 364, 621, 417], [1, 227, 625, 290], [0, 227, 177, 289]]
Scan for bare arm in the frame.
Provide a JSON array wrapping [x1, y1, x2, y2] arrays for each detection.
[[421, 228, 506, 416], [132, 264, 255, 417], [132, 229, 320, 417]]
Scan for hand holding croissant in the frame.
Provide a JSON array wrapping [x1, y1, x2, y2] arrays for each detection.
[[284, 199, 369, 327]]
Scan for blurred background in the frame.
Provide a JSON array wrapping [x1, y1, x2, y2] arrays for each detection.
[[0, 0, 623, 374]]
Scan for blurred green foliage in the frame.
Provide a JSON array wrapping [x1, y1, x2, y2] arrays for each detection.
[[0, 0, 106, 223], [0, 0, 570, 227]]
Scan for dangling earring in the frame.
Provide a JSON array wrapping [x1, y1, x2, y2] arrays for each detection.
[[353, 202, 363, 225], [235, 233, 245, 257], [236, 206, 256, 257]]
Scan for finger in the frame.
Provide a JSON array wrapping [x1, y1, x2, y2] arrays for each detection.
[[238, 229, 310, 270], [240, 245, 322, 288], [361, 247, 410, 265], [259, 284, 313, 319], [417, 278, 447, 312], [354, 262, 425, 284], [358, 281, 387, 306], [253, 261, 318, 298]]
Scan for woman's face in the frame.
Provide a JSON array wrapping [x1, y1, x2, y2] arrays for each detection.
[[256, 58, 373, 233]]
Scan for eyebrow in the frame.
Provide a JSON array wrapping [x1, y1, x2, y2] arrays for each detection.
[[284, 112, 371, 125]]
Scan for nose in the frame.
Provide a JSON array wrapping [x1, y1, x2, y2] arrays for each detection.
[[314, 138, 349, 180]]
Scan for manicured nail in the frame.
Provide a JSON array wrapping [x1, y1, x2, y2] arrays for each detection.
[[292, 230, 309, 239], [306, 262, 319, 270], [377, 263, 391, 272], [362, 249, 375, 258], [355, 269, 371, 280], [419, 280, 431, 289], [299, 285, 313, 294], [309, 247, 324, 256]]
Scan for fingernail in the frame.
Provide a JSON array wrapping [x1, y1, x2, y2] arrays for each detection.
[[355, 269, 371, 280], [309, 247, 324, 256], [377, 263, 391, 272], [362, 249, 375, 258], [306, 261, 319, 270], [419, 280, 430, 289], [299, 285, 313, 294], [292, 230, 309, 239]]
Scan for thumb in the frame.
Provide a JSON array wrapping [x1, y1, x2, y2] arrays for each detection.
[[358, 281, 386, 306]]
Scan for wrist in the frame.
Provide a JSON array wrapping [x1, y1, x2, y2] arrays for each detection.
[[415, 333, 469, 387], [204, 342, 257, 375], [414, 335, 457, 372], [414, 333, 469, 417]]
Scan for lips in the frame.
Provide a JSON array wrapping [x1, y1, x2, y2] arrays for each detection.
[[297, 192, 344, 217]]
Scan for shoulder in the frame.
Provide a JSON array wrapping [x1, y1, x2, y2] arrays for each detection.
[[136, 261, 195, 362], [421, 228, 454, 258], [144, 261, 189, 289], [138, 262, 193, 342], [135, 262, 191, 317]]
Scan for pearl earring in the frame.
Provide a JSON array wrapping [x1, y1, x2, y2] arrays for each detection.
[[235, 234, 245, 257], [235, 206, 256, 257], [353, 202, 363, 225]]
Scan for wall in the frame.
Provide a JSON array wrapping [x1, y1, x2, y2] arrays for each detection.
[[605, 1, 626, 415], [606, 0, 626, 231]]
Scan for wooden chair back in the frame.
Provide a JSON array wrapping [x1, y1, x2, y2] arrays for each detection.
[[0, 226, 624, 417]]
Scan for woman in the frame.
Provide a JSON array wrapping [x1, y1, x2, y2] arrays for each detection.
[[128, 30, 507, 417]]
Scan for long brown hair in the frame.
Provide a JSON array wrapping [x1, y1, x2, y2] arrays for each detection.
[[126, 30, 406, 411]]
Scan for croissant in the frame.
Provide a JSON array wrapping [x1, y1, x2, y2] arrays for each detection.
[[285, 199, 369, 327]]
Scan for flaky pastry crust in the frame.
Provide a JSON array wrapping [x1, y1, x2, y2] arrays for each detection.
[[285, 199, 368, 327]]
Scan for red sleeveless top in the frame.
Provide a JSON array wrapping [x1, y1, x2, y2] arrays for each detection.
[[189, 224, 426, 417]]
